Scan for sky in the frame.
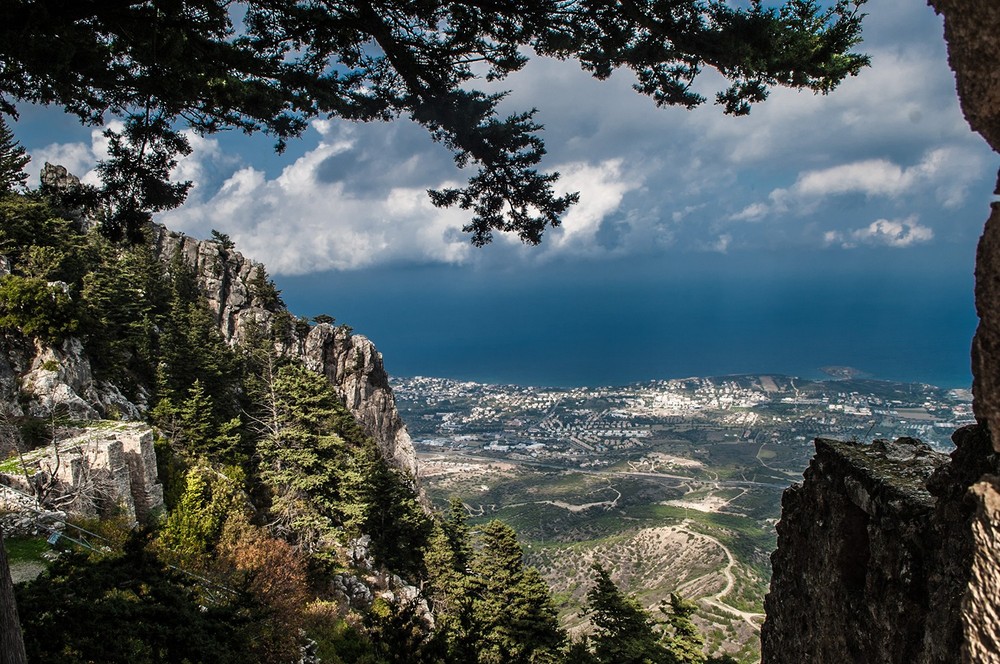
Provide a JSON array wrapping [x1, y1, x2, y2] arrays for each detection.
[[12, 0, 998, 389]]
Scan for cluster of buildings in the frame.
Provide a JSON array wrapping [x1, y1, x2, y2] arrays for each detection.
[[394, 375, 975, 469]]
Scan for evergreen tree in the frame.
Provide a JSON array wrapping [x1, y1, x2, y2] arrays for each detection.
[[341, 437, 431, 579], [94, 116, 193, 241], [256, 363, 349, 554], [158, 464, 248, 565], [15, 535, 255, 663], [469, 520, 565, 663], [0, 275, 78, 343], [423, 521, 476, 661], [585, 563, 671, 664], [0, 117, 28, 193], [442, 496, 473, 570], [0, 194, 87, 282], [662, 594, 706, 664], [1, 1, 867, 242], [155, 253, 238, 427], [81, 234, 168, 395]]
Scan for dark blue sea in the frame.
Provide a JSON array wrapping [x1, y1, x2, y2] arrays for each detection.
[[279, 246, 977, 390]]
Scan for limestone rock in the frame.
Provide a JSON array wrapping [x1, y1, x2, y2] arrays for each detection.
[[761, 426, 1000, 663], [38, 163, 82, 195], [0, 422, 163, 523], [928, 0, 1000, 451], [929, 0, 1000, 153], [963, 476, 1000, 662], [151, 225, 417, 476], [18, 338, 142, 421]]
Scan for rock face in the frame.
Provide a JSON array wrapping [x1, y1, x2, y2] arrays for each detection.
[[0, 212, 416, 477], [761, 428, 1000, 663], [928, 0, 1000, 451], [150, 226, 416, 476], [0, 422, 164, 523]]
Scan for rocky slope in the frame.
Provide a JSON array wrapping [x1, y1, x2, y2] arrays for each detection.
[[761, 430, 999, 662], [1, 185, 416, 477], [149, 225, 416, 475]]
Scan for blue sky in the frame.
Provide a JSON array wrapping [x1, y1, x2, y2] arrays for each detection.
[[12, 0, 997, 388]]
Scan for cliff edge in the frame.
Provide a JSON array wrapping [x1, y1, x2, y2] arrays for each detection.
[[0, 191, 416, 477], [761, 429, 999, 662], [149, 225, 416, 476]]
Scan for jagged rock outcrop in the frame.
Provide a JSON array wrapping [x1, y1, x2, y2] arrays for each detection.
[[928, 0, 1000, 451], [19, 339, 144, 421], [0, 183, 416, 476], [761, 428, 1000, 663], [150, 225, 417, 475], [0, 335, 146, 422]]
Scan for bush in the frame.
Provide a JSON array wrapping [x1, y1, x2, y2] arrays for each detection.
[[0, 275, 78, 342]]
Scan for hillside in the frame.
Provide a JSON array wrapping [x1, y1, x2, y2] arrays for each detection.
[[0, 177, 720, 663]]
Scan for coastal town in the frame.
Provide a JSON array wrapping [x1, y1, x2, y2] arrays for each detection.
[[394, 374, 974, 478]]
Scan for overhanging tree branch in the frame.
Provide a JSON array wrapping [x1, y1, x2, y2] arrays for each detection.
[[0, 0, 867, 244]]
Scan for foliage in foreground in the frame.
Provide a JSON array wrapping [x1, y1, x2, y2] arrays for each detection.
[[1, 1, 868, 244]]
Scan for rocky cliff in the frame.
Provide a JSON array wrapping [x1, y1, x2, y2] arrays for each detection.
[[1, 183, 416, 477], [761, 429, 999, 662], [149, 225, 416, 476], [762, 2, 1000, 661]]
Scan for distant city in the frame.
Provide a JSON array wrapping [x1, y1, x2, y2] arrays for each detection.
[[394, 374, 974, 474]]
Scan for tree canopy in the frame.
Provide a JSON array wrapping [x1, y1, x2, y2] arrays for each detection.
[[1, 0, 867, 244]]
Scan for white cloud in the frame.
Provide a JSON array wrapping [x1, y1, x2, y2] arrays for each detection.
[[159, 123, 481, 272], [729, 202, 770, 222], [825, 216, 934, 249], [547, 159, 641, 253], [711, 234, 732, 253], [26, 121, 227, 193], [779, 148, 978, 205], [167, 151, 644, 272], [739, 146, 987, 223]]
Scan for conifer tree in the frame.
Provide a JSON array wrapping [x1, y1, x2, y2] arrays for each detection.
[[662, 593, 707, 664], [257, 364, 348, 553], [3, 1, 868, 243], [341, 437, 431, 578], [423, 522, 475, 659], [586, 563, 671, 664], [469, 520, 565, 663], [0, 117, 28, 194], [158, 464, 248, 564]]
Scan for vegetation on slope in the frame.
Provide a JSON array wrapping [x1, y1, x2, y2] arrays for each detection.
[[0, 127, 728, 661]]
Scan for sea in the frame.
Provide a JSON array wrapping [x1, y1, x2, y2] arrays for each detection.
[[278, 247, 978, 390]]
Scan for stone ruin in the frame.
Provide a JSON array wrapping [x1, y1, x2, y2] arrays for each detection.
[[0, 422, 163, 524]]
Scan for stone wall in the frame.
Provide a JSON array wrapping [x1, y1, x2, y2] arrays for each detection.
[[0, 423, 163, 523]]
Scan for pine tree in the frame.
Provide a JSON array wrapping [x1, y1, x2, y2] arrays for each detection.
[[1, 1, 867, 242], [469, 520, 565, 663], [256, 364, 348, 553], [423, 522, 475, 660], [662, 593, 706, 664], [442, 496, 473, 570], [0, 117, 28, 194], [585, 563, 671, 664], [341, 438, 431, 578]]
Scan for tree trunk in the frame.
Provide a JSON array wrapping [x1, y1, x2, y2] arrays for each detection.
[[0, 528, 27, 664]]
